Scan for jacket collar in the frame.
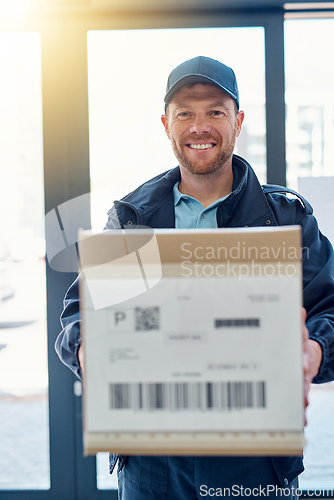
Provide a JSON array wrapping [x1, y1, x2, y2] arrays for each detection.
[[218, 155, 278, 228], [115, 167, 180, 228], [115, 155, 278, 228]]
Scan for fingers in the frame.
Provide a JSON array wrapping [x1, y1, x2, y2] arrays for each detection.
[[78, 344, 84, 378], [302, 307, 308, 347], [302, 307, 310, 425]]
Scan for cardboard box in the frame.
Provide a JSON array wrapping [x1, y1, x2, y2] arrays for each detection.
[[79, 226, 304, 456]]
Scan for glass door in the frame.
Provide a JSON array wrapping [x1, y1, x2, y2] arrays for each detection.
[[0, 32, 50, 492]]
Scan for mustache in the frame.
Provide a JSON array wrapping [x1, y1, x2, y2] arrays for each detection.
[[181, 135, 219, 144]]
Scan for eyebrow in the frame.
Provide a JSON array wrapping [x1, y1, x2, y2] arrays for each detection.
[[208, 100, 230, 109], [173, 99, 230, 111]]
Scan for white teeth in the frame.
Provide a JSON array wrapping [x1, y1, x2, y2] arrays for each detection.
[[189, 143, 214, 150]]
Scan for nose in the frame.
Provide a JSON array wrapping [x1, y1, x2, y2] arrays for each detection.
[[189, 114, 211, 135]]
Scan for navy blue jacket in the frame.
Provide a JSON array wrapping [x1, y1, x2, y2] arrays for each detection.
[[55, 155, 334, 485]]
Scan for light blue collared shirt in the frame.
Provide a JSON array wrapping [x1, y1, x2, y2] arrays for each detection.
[[173, 182, 230, 229]]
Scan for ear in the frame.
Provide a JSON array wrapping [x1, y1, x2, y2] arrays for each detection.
[[161, 114, 171, 140], [235, 110, 245, 138]]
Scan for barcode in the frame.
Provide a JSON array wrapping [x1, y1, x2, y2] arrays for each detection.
[[109, 381, 266, 411], [215, 318, 260, 328], [135, 307, 160, 331]]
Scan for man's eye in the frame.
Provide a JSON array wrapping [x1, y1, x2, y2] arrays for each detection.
[[178, 112, 191, 119], [211, 110, 223, 116]]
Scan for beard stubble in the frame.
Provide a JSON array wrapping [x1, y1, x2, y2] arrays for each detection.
[[171, 128, 237, 176]]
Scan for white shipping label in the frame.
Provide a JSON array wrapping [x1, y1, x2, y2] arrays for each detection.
[[83, 275, 304, 433]]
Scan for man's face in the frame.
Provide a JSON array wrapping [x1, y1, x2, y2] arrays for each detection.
[[161, 83, 244, 176]]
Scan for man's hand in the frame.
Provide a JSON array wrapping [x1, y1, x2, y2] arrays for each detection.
[[78, 344, 84, 378], [302, 307, 322, 424]]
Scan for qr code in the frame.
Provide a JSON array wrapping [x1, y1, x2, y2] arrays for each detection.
[[135, 307, 160, 331]]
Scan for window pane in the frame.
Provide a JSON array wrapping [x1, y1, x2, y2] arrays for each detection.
[[285, 19, 334, 189], [0, 33, 49, 490], [285, 19, 334, 491], [87, 27, 265, 232], [87, 27, 265, 489], [96, 452, 118, 490], [301, 383, 334, 490]]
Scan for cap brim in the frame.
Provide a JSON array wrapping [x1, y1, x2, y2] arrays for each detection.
[[164, 74, 238, 107]]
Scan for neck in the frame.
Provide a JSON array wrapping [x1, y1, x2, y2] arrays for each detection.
[[178, 164, 233, 208]]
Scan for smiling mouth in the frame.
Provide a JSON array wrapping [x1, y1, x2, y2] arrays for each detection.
[[186, 143, 216, 150]]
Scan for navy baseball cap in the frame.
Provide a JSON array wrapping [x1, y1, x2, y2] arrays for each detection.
[[164, 56, 239, 109]]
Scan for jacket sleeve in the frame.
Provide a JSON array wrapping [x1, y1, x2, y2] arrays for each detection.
[[54, 205, 120, 379], [299, 212, 334, 383], [266, 192, 334, 383], [55, 275, 82, 379]]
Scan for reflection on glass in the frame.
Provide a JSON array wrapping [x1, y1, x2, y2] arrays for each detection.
[[285, 19, 334, 188], [87, 27, 266, 232], [0, 33, 49, 490]]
